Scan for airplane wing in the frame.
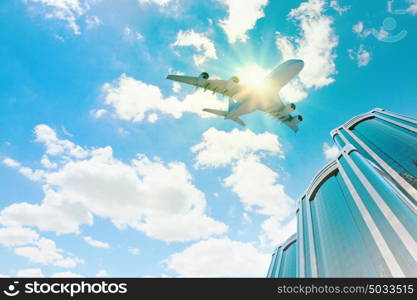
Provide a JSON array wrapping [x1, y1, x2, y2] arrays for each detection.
[[262, 110, 301, 132], [166, 75, 199, 86], [263, 110, 301, 132], [282, 118, 300, 132], [261, 96, 302, 132], [166, 75, 246, 98]]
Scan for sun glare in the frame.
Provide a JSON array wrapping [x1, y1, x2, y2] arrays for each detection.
[[236, 64, 270, 88]]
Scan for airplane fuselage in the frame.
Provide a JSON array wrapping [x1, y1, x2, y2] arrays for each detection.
[[224, 59, 304, 121], [225, 99, 256, 120]]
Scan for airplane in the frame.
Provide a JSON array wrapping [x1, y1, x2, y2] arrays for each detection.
[[166, 59, 304, 132]]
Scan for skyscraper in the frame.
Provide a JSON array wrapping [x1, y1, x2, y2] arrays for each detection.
[[267, 234, 297, 278], [332, 108, 417, 210], [267, 108, 417, 278]]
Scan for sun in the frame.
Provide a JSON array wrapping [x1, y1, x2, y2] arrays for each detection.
[[235, 63, 271, 88]]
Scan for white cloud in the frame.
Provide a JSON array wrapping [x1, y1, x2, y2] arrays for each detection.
[[48, 149, 227, 241], [128, 247, 140, 255], [52, 271, 84, 277], [406, 0, 417, 14], [123, 26, 143, 41], [329, 0, 350, 15], [242, 212, 252, 224], [61, 126, 73, 137], [171, 30, 217, 66], [96, 269, 109, 277], [90, 108, 107, 119], [83, 236, 110, 248], [117, 128, 129, 136], [85, 15, 101, 29], [2, 158, 20, 168], [277, 0, 338, 102], [191, 128, 294, 248], [35, 124, 88, 159], [322, 142, 339, 160], [139, 0, 172, 5], [1, 125, 227, 242], [172, 82, 181, 93], [223, 157, 293, 218], [259, 216, 296, 247], [147, 113, 159, 123], [352, 21, 363, 35], [24, 0, 90, 34], [41, 155, 58, 169], [165, 238, 270, 277], [100, 74, 224, 124], [102, 74, 179, 122], [171, 72, 183, 93], [54, 34, 65, 41], [348, 44, 371, 67], [14, 237, 83, 268], [0, 227, 39, 247], [3, 157, 45, 182], [279, 79, 308, 102], [352, 21, 371, 39], [356, 46, 371, 66], [191, 127, 283, 168], [217, 0, 268, 43], [19, 167, 45, 182], [0, 192, 93, 235], [17, 268, 44, 277], [371, 27, 389, 41], [353, 21, 388, 42]]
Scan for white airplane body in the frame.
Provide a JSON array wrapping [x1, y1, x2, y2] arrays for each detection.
[[167, 59, 304, 132]]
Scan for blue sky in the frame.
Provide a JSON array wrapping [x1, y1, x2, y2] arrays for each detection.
[[0, 0, 417, 277]]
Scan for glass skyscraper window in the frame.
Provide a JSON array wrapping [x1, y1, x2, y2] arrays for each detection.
[[267, 235, 297, 278], [332, 108, 417, 207], [268, 108, 417, 278]]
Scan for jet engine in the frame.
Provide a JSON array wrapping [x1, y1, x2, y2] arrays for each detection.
[[280, 103, 296, 115], [198, 72, 210, 87], [230, 76, 239, 83], [292, 115, 303, 124], [225, 76, 240, 91], [199, 72, 209, 80], [282, 114, 303, 132]]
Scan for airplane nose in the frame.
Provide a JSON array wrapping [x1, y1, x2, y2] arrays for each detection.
[[296, 59, 304, 66], [290, 59, 304, 67], [289, 59, 304, 72]]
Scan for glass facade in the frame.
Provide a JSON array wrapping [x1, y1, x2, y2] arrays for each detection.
[[268, 108, 417, 278], [333, 108, 417, 206], [266, 234, 297, 278], [309, 171, 380, 277]]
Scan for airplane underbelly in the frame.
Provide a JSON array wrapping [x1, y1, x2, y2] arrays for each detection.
[[228, 101, 256, 118]]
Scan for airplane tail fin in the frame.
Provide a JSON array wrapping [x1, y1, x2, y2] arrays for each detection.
[[202, 108, 227, 117], [228, 98, 235, 110], [202, 108, 246, 126]]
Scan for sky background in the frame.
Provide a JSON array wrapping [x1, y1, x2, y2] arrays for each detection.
[[0, 0, 417, 278]]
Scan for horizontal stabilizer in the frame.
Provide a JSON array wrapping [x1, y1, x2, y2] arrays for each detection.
[[202, 108, 227, 117], [202, 108, 246, 126], [232, 117, 246, 126]]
